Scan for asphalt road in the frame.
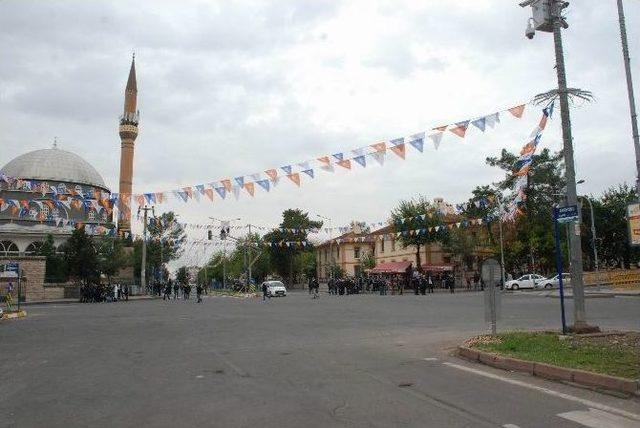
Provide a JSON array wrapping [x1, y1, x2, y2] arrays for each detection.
[[1, 291, 639, 428]]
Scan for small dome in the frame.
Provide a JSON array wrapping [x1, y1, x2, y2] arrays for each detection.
[[0, 148, 108, 190]]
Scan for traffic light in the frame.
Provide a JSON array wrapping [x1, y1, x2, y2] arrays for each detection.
[[207, 230, 213, 240]]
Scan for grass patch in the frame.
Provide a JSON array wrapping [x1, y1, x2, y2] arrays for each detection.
[[470, 332, 640, 380]]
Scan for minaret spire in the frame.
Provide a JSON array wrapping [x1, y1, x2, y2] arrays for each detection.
[[118, 54, 140, 236]]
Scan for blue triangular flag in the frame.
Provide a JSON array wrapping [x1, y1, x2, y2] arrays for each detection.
[[353, 156, 366, 167], [281, 165, 292, 175], [332, 153, 343, 161], [256, 179, 270, 192], [195, 184, 205, 195], [471, 117, 486, 132], [408, 132, 424, 152], [234, 176, 244, 187], [390, 137, 405, 146], [214, 187, 226, 199], [302, 169, 315, 178]]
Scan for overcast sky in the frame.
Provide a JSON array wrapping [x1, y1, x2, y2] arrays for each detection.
[[2, 1, 640, 267]]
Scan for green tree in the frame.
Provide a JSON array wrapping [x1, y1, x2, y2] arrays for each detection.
[[96, 238, 129, 285], [36, 234, 68, 283], [391, 195, 447, 272], [133, 211, 185, 281], [176, 266, 189, 285], [589, 184, 640, 268], [264, 209, 322, 286], [486, 148, 566, 274], [360, 249, 376, 270], [62, 228, 99, 286]]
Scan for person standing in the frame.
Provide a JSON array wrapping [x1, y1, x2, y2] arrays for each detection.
[[262, 282, 269, 301], [448, 274, 455, 294], [196, 284, 203, 303], [163, 282, 172, 300], [173, 282, 179, 300], [427, 274, 434, 294]]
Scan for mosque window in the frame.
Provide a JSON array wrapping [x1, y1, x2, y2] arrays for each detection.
[[41, 205, 49, 217], [25, 242, 43, 254], [0, 241, 19, 255], [88, 210, 96, 221]]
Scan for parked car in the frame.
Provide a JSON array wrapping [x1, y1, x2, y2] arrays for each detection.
[[504, 274, 546, 290], [264, 281, 287, 297], [535, 273, 571, 289]]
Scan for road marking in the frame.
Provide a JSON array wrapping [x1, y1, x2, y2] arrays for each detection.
[[558, 408, 639, 428], [443, 362, 640, 422], [423, 358, 438, 361], [211, 350, 249, 377], [195, 375, 204, 379], [503, 425, 521, 428]]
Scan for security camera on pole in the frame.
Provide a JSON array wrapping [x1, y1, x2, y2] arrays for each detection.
[[520, 0, 598, 332]]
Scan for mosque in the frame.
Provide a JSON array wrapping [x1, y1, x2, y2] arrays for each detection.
[[0, 56, 139, 256]]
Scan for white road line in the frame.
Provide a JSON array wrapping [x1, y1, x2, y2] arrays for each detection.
[[558, 408, 640, 428], [423, 358, 438, 361], [503, 424, 521, 428], [443, 362, 640, 422]]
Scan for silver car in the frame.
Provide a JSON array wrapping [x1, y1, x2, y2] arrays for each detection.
[[536, 273, 571, 289]]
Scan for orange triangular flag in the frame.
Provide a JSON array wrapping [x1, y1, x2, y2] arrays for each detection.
[[221, 179, 232, 191], [244, 182, 255, 196], [204, 188, 214, 201], [156, 192, 165, 203], [389, 143, 406, 159], [317, 156, 331, 165], [287, 173, 301, 186], [370, 142, 386, 153], [337, 159, 351, 169], [265, 169, 278, 181], [433, 125, 448, 132], [183, 187, 193, 199], [538, 114, 548, 130], [509, 104, 526, 118], [136, 194, 145, 206]]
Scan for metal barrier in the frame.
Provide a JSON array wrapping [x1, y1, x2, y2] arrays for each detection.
[[583, 270, 640, 289]]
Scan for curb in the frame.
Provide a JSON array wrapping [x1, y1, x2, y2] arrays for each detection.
[[458, 346, 639, 396], [1, 310, 27, 320], [20, 296, 158, 306]]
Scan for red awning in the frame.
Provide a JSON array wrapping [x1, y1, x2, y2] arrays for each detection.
[[370, 261, 412, 274], [421, 264, 454, 272]]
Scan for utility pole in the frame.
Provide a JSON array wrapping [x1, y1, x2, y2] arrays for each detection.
[[246, 224, 252, 289], [317, 214, 333, 281], [138, 205, 154, 295], [617, 0, 640, 198], [520, 0, 594, 331]]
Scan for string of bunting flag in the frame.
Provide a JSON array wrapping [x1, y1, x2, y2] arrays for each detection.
[[112, 101, 531, 214], [0, 100, 537, 226]]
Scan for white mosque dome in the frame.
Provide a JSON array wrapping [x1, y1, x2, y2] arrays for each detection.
[[0, 147, 108, 190]]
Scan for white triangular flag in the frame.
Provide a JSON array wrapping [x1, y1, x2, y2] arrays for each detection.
[[429, 132, 443, 150]]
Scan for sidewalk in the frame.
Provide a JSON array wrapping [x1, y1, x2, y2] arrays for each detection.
[[512, 286, 640, 299], [19, 295, 159, 306]]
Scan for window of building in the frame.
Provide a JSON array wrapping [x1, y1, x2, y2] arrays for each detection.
[[0, 241, 19, 255], [25, 242, 43, 254], [336, 246, 340, 257], [380, 239, 385, 253], [354, 247, 360, 259], [391, 238, 396, 252]]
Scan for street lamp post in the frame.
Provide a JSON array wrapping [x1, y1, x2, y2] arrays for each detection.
[[317, 214, 333, 282], [578, 195, 598, 277], [520, 0, 593, 331], [210, 216, 240, 290], [616, 0, 640, 198], [138, 205, 154, 295]]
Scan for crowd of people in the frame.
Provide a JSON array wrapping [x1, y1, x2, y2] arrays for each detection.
[[79, 283, 129, 303], [160, 280, 204, 303], [321, 272, 458, 296]]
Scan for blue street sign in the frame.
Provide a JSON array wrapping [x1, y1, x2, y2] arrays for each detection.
[[556, 205, 579, 223], [6, 263, 19, 273]]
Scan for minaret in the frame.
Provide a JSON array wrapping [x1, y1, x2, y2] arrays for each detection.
[[118, 55, 139, 235]]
